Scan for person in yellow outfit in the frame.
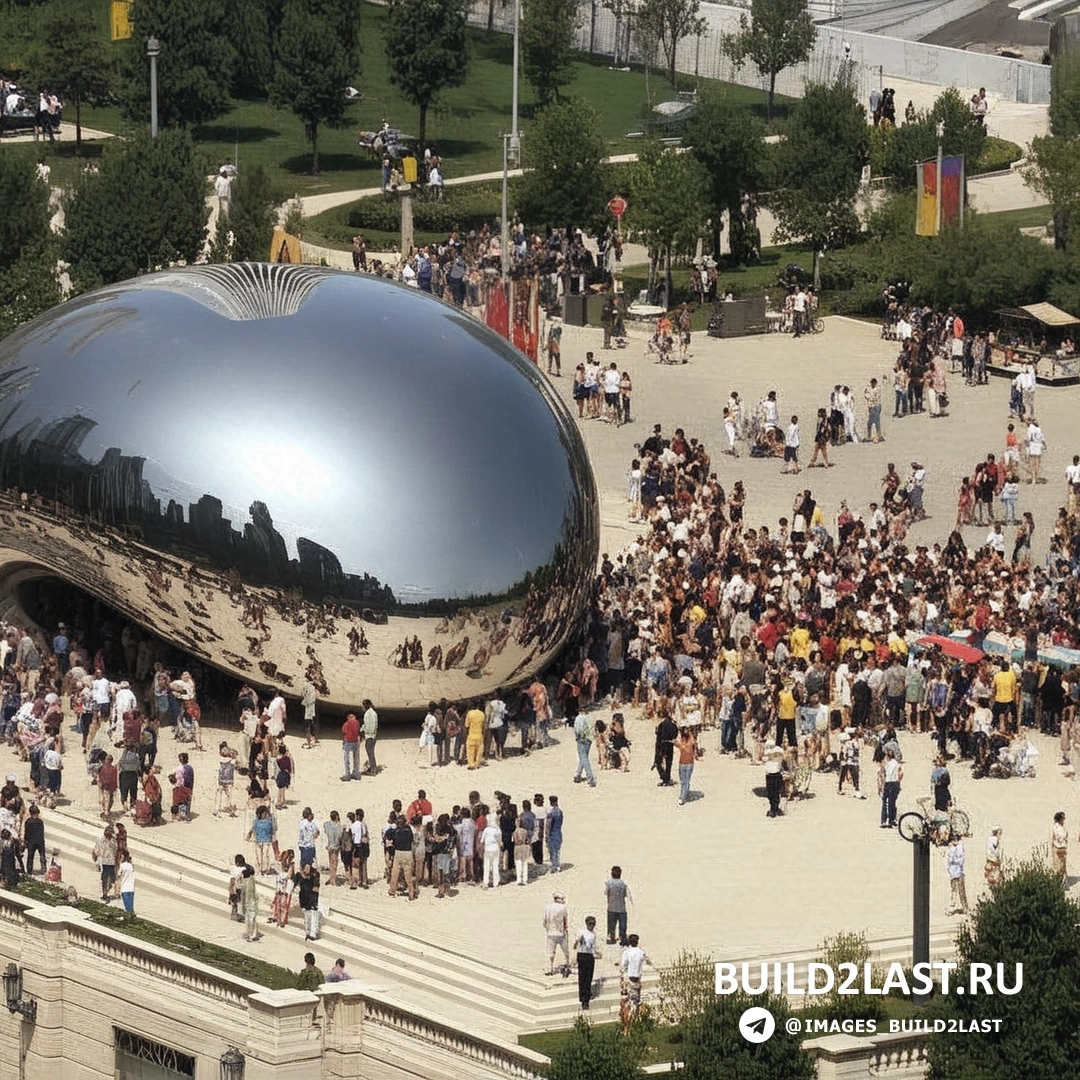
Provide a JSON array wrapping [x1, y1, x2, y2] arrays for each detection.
[[789, 621, 812, 660], [464, 702, 486, 769], [776, 680, 798, 750], [991, 659, 1017, 732]]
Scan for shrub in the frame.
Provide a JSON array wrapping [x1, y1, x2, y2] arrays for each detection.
[[808, 929, 887, 1023], [656, 948, 715, 1029], [977, 136, 1023, 173]]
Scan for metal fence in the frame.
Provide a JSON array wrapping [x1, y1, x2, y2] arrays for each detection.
[[466, 1, 1050, 105]]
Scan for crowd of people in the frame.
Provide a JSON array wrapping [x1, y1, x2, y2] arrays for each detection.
[[0, 78, 62, 141]]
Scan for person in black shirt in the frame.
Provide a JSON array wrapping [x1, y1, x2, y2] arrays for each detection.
[[653, 714, 677, 785], [23, 803, 45, 874], [388, 815, 416, 900], [292, 862, 322, 940]]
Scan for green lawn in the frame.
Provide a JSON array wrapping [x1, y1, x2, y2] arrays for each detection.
[[7, 1, 792, 200], [519, 1021, 683, 1068], [15, 876, 297, 990], [982, 205, 1053, 231]]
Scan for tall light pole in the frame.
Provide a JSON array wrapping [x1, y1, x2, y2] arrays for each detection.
[[511, 0, 520, 151], [501, 134, 510, 284], [146, 36, 160, 138]]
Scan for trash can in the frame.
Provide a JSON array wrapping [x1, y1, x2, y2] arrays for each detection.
[[563, 294, 588, 327]]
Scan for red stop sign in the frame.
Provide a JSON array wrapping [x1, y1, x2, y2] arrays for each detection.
[[608, 196, 628, 218]]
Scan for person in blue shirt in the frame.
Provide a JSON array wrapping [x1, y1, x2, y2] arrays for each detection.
[[545, 796, 563, 872]]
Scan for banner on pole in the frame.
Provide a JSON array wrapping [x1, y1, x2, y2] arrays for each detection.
[[915, 160, 937, 237], [111, 1, 132, 41]]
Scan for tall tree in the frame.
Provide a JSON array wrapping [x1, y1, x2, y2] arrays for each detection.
[[228, 0, 278, 97], [269, 0, 359, 175], [1025, 134, 1080, 252], [63, 129, 209, 292], [927, 857, 1080, 1080], [683, 87, 767, 261], [0, 151, 59, 336], [215, 165, 280, 263], [516, 97, 610, 235], [769, 75, 868, 286], [627, 137, 709, 303], [385, 0, 469, 157], [29, 3, 112, 155], [520, 0, 580, 108], [722, 0, 817, 120], [635, 0, 706, 88], [120, 0, 237, 128], [682, 991, 815, 1080]]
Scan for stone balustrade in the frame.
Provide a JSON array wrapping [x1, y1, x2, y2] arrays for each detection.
[[803, 1030, 930, 1080]]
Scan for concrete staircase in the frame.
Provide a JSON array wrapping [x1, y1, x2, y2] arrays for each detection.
[[44, 807, 957, 1038]]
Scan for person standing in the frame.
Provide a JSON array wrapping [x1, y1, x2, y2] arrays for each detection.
[[340, 712, 361, 782], [880, 747, 902, 828], [117, 851, 136, 914], [945, 835, 967, 915], [675, 726, 696, 806], [808, 408, 831, 468], [297, 807, 319, 869], [782, 415, 801, 475], [22, 804, 45, 875], [984, 826, 1003, 886], [52, 623, 69, 676], [864, 378, 883, 443], [573, 916, 601, 1010], [542, 891, 570, 975], [480, 814, 502, 888], [361, 700, 379, 775], [1025, 418, 1046, 485], [464, 700, 486, 769], [764, 739, 784, 817], [240, 864, 260, 942], [323, 811, 343, 887], [1052, 811, 1068, 883], [301, 679, 318, 749], [619, 934, 652, 1010], [546, 795, 563, 872], [293, 861, 322, 940], [572, 712, 596, 787], [653, 712, 677, 786], [513, 815, 531, 887], [604, 865, 632, 946]]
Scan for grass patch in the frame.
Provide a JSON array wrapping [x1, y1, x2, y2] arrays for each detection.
[[14, 877, 297, 991], [976, 135, 1023, 174], [519, 1021, 683, 1068], [983, 204, 1052, 232], [5, 1, 793, 200]]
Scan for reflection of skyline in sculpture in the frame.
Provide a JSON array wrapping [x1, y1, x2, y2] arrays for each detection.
[[0, 412, 397, 608], [0, 264, 598, 707]]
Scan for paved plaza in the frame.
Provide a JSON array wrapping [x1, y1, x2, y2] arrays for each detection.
[[36, 316, 1080, 1035]]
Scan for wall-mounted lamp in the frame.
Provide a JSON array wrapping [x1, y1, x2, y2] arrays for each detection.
[[219, 1047, 245, 1080], [2, 964, 36, 1022]]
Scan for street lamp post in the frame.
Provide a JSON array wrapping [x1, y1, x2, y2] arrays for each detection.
[[899, 816, 932, 1004], [501, 133, 510, 284], [511, 0, 520, 146], [146, 36, 160, 138]]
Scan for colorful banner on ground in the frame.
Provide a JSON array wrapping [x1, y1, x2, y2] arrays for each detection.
[[110, 1, 132, 41], [269, 228, 302, 264], [916, 155, 965, 236], [916, 160, 937, 236]]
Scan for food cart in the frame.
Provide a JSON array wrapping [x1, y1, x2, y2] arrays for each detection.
[[990, 303, 1080, 384]]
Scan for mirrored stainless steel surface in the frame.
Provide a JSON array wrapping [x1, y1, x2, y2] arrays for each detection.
[[0, 264, 598, 708]]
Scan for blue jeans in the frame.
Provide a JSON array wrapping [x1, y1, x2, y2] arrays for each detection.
[[607, 910, 628, 944], [721, 718, 739, 751], [574, 739, 595, 784], [342, 741, 360, 779], [678, 762, 693, 803], [299, 845, 316, 869], [547, 838, 562, 870], [867, 405, 881, 439], [894, 390, 906, 416], [121, 891, 134, 913], [881, 781, 900, 825]]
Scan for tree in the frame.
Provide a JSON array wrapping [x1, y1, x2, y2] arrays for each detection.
[[385, 0, 469, 157], [635, 0, 706, 88], [228, 0, 279, 97], [682, 991, 815, 1080], [627, 138, 708, 303], [120, 0, 237, 129], [0, 153, 59, 336], [870, 87, 985, 191], [927, 856, 1080, 1080], [516, 97, 611, 235], [547, 1016, 647, 1080], [29, 3, 112, 155], [214, 165, 280, 263], [269, 0, 359, 174], [520, 0, 580, 109], [0, 152, 51, 275], [63, 129, 209, 292], [683, 87, 767, 260], [722, 0, 816, 120], [769, 75, 868, 286]]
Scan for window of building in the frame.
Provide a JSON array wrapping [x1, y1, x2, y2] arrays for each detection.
[[114, 1027, 195, 1080]]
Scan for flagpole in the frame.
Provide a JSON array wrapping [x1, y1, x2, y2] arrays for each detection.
[[959, 154, 966, 229], [935, 121, 944, 236]]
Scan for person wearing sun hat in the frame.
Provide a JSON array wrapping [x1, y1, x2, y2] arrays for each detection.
[[542, 890, 570, 975]]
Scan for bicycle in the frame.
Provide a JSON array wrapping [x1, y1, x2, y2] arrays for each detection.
[[899, 798, 970, 846]]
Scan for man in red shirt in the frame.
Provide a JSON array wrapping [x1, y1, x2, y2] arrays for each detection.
[[406, 789, 432, 821], [341, 713, 361, 782], [98, 754, 118, 819]]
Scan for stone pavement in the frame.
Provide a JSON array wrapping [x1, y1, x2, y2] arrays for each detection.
[[17, 318, 1080, 1030]]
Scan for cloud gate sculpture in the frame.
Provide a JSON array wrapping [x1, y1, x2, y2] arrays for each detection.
[[0, 264, 599, 709]]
